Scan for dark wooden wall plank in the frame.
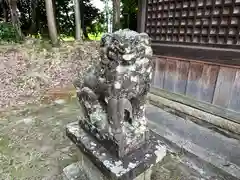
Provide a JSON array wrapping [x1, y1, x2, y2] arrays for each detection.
[[152, 44, 240, 66], [152, 55, 240, 113], [175, 61, 190, 95], [163, 59, 177, 93], [229, 70, 240, 112], [153, 58, 166, 89], [213, 67, 237, 108], [199, 65, 220, 103], [186, 62, 204, 99]]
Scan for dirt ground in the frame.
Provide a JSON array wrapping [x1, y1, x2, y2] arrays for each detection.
[[0, 98, 81, 180], [0, 91, 207, 180]]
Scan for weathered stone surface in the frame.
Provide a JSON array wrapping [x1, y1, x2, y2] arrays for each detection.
[[66, 121, 167, 180], [63, 161, 153, 180], [74, 29, 154, 158], [146, 104, 240, 180], [66, 29, 164, 180], [63, 162, 88, 180]]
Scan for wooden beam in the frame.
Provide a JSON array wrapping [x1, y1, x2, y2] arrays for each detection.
[[150, 87, 240, 124], [148, 93, 240, 135], [152, 43, 240, 66]]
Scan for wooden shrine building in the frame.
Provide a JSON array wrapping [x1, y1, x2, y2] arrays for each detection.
[[138, 0, 240, 135]]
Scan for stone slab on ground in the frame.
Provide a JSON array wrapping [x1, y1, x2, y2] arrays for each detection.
[[146, 104, 240, 180], [66, 121, 167, 180], [62, 161, 152, 180], [62, 162, 88, 180], [61, 152, 213, 180]]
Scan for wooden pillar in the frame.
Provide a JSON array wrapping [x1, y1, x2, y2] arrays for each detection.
[[137, 0, 147, 33]]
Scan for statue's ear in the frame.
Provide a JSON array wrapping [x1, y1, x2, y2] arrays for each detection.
[[139, 33, 151, 45], [100, 33, 112, 46]]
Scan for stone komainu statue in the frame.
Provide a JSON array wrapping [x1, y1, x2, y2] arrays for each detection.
[[74, 29, 153, 157]]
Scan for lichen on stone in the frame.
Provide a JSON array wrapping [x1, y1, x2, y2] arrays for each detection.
[[74, 29, 153, 157]]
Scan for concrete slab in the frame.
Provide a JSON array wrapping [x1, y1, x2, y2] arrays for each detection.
[[146, 105, 240, 180]]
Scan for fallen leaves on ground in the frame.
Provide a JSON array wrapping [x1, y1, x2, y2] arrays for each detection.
[[0, 40, 100, 111]]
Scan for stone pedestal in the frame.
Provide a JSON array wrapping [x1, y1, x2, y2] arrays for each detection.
[[65, 29, 166, 180], [62, 153, 152, 180], [65, 121, 166, 180]]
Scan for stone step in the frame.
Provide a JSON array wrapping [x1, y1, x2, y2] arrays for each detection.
[[62, 162, 88, 180], [146, 105, 240, 180], [62, 153, 208, 180]]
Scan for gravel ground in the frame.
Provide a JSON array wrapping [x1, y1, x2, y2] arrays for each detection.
[[0, 97, 206, 180], [0, 98, 81, 180], [0, 40, 99, 111]]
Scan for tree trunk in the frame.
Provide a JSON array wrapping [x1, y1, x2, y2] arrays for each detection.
[[9, 0, 17, 23], [30, 0, 38, 35], [45, 0, 58, 45], [83, 26, 89, 40], [112, 0, 120, 31], [8, 0, 23, 39], [74, 0, 81, 41], [1, 1, 8, 22], [3, 8, 7, 22], [52, 0, 59, 33]]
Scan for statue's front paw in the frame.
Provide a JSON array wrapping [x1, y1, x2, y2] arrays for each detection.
[[73, 79, 82, 88], [89, 109, 108, 130]]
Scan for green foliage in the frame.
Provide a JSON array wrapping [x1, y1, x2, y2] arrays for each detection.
[[0, 0, 103, 40], [87, 13, 106, 40], [0, 22, 22, 42], [88, 33, 103, 41], [80, 0, 103, 39], [100, 0, 138, 31], [121, 0, 138, 31], [0, 0, 138, 42]]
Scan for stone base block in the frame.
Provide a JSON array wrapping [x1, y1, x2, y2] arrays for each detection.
[[79, 119, 149, 158], [62, 157, 152, 180], [65, 121, 167, 180]]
